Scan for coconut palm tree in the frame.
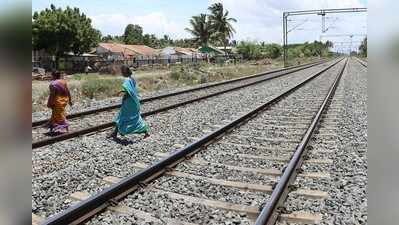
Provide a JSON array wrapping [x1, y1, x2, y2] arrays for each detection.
[[208, 3, 237, 55], [185, 13, 212, 47]]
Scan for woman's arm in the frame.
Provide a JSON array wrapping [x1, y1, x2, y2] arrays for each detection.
[[47, 85, 55, 108], [65, 83, 73, 106]]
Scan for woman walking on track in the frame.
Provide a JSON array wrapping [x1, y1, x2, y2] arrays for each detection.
[[109, 65, 150, 139], [46, 71, 72, 134]]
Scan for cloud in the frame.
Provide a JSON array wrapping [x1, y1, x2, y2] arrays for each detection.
[[209, 0, 367, 45], [90, 12, 188, 39], [90, 0, 367, 50]]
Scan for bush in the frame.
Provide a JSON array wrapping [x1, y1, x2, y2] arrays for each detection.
[[72, 74, 83, 80], [237, 41, 262, 60], [262, 43, 282, 59], [81, 79, 122, 99], [169, 70, 182, 80]]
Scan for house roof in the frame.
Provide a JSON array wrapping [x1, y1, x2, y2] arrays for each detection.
[[160, 47, 199, 56], [122, 44, 158, 56], [198, 45, 225, 54], [98, 43, 136, 57], [174, 47, 197, 55], [65, 52, 98, 57], [216, 46, 234, 50]]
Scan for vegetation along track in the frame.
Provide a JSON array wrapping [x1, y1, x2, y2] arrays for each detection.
[[36, 58, 347, 225], [32, 59, 331, 148]]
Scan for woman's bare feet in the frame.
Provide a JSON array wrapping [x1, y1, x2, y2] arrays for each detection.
[[108, 128, 118, 138]]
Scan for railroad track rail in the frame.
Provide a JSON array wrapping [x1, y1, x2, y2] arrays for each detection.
[[35, 58, 347, 225], [32, 59, 332, 149], [354, 57, 367, 68], [32, 60, 325, 128]]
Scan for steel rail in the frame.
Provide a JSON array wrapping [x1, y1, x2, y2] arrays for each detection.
[[254, 58, 348, 225], [40, 58, 344, 225], [32, 59, 334, 149], [32, 60, 327, 127], [354, 57, 367, 68]]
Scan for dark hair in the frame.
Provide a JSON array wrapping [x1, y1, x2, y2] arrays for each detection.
[[120, 65, 132, 77], [51, 70, 61, 79]]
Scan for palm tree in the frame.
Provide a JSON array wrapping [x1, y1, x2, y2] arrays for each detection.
[[208, 3, 237, 55], [185, 14, 212, 47]]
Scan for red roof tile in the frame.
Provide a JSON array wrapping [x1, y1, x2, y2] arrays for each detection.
[[98, 43, 136, 57], [122, 45, 158, 56]]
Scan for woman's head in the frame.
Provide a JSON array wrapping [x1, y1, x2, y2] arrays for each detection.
[[120, 65, 132, 77], [51, 70, 62, 80]]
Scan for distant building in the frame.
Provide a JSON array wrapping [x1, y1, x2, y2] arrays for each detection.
[[64, 52, 99, 61], [198, 45, 226, 56], [96, 43, 136, 60], [123, 45, 158, 59], [216, 46, 237, 55], [160, 47, 201, 59], [96, 43, 158, 60]]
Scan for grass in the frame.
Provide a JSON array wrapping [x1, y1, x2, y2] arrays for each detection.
[[81, 79, 123, 99]]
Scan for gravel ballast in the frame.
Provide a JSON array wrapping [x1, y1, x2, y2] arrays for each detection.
[[277, 58, 367, 225], [83, 60, 347, 224], [32, 60, 348, 222]]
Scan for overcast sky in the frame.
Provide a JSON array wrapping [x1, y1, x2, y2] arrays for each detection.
[[32, 0, 368, 52]]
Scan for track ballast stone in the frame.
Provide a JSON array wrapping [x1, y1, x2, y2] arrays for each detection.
[[276, 58, 367, 225], [32, 61, 341, 220]]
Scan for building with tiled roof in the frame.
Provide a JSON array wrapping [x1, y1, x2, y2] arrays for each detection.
[[96, 43, 158, 60]]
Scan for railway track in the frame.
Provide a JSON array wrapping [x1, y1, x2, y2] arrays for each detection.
[[35, 58, 348, 225], [354, 57, 367, 67], [32, 59, 331, 148]]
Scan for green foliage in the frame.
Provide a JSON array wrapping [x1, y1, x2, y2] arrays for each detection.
[[168, 66, 207, 85], [262, 43, 282, 59], [72, 74, 83, 80], [237, 41, 282, 60], [81, 79, 122, 99], [101, 34, 123, 43], [185, 14, 213, 47], [237, 41, 262, 60], [32, 4, 101, 57], [184, 2, 236, 49], [169, 70, 182, 80], [123, 24, 144, 44], [359, 37, 367, 57], [208, 3, 237, 49], [103, 24, 195, 48], [237, 40, 332, 60], [286, 41, 332, 59]]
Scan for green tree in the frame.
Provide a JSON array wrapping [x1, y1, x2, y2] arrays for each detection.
[[161, 35, 173, 47], [208, 3, 237, 54], [325, 40, 334, 48], [262, 43, 282, 59], [185, 14, 213, 47], [123, 24, 143, 44], [359, 37, 367, 57], [101, 35, 115, 42], [142, 34, 151, 46], [237, 41, 262, 60], [32, 4, 101, 65]]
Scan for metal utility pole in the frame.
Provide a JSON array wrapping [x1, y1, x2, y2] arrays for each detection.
[[282, 12, 288, 68], [349, 34, 353, 55], [318, 12, 326, 33], [282, 7, 367, 67]]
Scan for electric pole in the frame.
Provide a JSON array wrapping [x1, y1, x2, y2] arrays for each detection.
[[282, 7, 367, 67]]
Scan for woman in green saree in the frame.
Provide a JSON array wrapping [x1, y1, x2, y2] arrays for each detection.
[[109, 65, 149, 139]]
